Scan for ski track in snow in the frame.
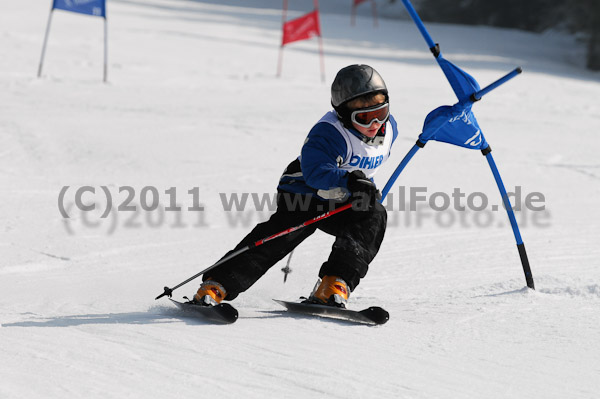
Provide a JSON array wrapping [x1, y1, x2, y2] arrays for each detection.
[[1, 0, 600, 398]]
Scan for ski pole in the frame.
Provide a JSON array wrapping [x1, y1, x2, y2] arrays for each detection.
[[281, 249, 294, 283], [155, 202, 353, 300], [281, 169, 402, 283]]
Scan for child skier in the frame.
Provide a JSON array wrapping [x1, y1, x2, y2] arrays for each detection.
[[193, 64, 399, 307]]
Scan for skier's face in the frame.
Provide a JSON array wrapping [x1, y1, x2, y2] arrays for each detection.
[[348, 94, 387, 138]]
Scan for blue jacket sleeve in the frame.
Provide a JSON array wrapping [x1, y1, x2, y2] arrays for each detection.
[[300, 122, 349, 190]]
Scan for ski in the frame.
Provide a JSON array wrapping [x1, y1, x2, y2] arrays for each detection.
[[273, 299, 389, 325], [169, 298, 238, 324]]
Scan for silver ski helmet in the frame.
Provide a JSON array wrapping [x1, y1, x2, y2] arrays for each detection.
[[331, 64, 388, 108], [331, 64, 389, 140]]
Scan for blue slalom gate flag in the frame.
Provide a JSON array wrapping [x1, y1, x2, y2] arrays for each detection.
[[420, 54, 488, 150], [53, 0, 106, 18], [437, 58, 480, 103], [419, 102, 488, 150]]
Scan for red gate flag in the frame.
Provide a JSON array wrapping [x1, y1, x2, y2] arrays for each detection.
[[353, 0, 369, 5], [281, 10, 321, 46]]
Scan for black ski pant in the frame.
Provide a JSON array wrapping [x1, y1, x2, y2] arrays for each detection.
[[204, 192, 387, 300]]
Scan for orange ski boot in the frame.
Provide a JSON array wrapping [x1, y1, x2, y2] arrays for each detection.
[[309, 276, 349, 307], [193, 280, 227, 306]]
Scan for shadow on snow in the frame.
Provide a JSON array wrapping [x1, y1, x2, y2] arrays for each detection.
[[2, 306, 230, 328]]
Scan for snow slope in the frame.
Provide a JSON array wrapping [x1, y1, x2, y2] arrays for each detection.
[[1, 0, 599, 398]]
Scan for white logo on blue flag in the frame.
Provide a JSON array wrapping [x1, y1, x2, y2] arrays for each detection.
[[464, 129, 482, 147], [419, 104, 488, 150], [53, 0, 106, 18], [448, 108, 482, 147]]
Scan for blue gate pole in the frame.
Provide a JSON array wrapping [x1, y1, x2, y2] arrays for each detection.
[[471, 67, 522, 102], [401, 0, 437, 53], [381, 141, 424, 201], [482, 146, 535, 289]]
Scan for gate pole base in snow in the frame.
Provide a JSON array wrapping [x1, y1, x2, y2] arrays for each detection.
[[482, 146, 535, 290]]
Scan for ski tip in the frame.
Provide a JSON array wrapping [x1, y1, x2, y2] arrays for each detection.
[[362, 306, 390, 325], [273, 299, 295, 309], [219, 303, 239, 323]]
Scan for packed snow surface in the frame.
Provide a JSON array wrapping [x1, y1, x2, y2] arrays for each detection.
[[1, 0, 599, 398]]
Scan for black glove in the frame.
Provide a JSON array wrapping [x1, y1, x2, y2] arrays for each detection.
[[346, 170, 381, 211]]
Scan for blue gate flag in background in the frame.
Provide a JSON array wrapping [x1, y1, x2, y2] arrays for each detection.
[[419, 102, 488, 150], [39, 0, 108, 81], [53, 0, 106, 18]]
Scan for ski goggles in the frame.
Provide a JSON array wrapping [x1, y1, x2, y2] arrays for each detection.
[[350, 102, 389, 128]]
